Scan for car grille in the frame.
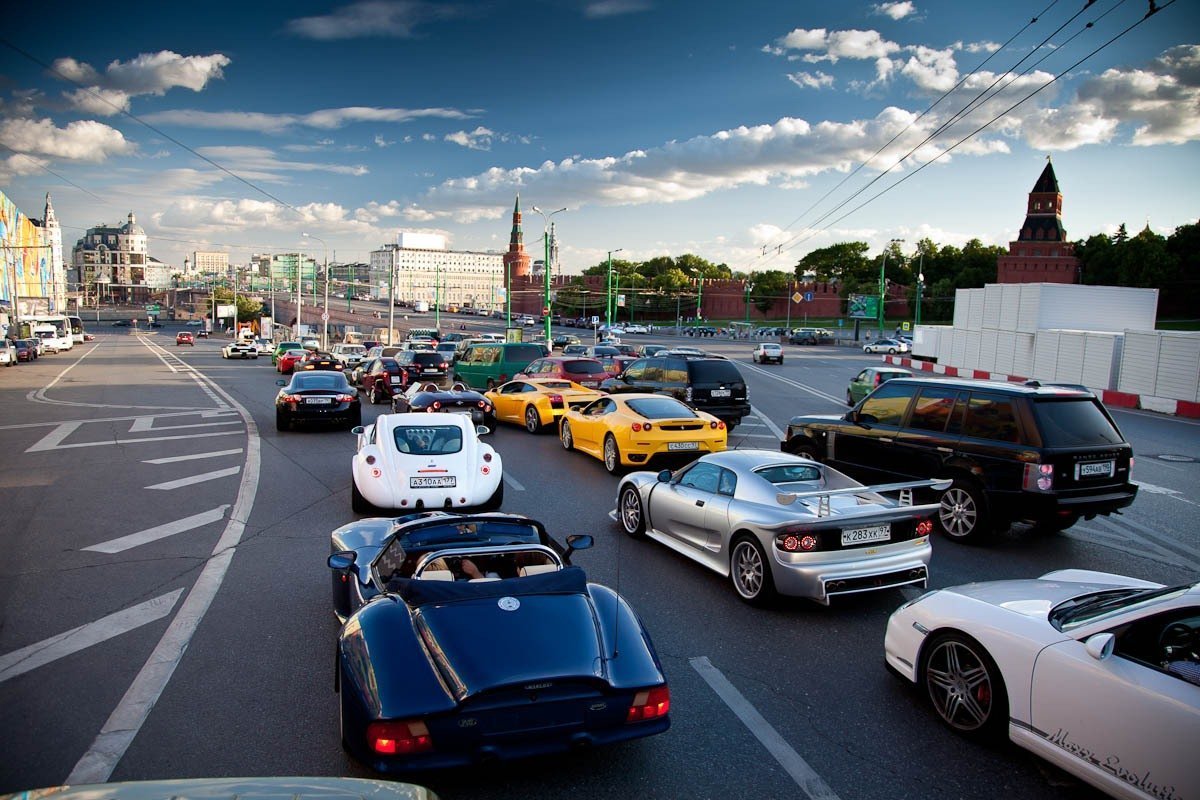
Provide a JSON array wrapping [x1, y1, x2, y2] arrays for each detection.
[[824, 566, 928, 597]]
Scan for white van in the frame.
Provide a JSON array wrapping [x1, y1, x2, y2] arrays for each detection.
[[33, 323, 72, 353]]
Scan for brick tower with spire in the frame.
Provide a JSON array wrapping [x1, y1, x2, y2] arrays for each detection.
[[996, 158, 1080, 284], [503, 194, 531, 280]]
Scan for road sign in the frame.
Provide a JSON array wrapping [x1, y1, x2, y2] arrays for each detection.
[[792, 292, 803, 304], [542, 306, 550, 316], [321, 312, 329, 322], [901, 321, 911, 332], [145, 304, 160, 314], [804, 291, 814, 302]]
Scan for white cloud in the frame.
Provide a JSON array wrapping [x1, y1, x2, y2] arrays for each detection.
[[777, 28, 827, 52], [961, 41, 1001, 54], [1071, 45, 1200, 146], [749, 223, 784, 245], [52, 51, 230, 115], [584, 0, 652, 18], [195, 145, 369, 176], [871, 2, 915, 20], [766, 27, 899, 64], [445, 126, 496, 150], [0, 152, 49, 182], [374, 134, 394, 147], [286, 1, 462, 40], [900, 46, 959, 92], [0, 117, 134, 161], [141, 105, 472, 132], [787, 71, 835, 90]]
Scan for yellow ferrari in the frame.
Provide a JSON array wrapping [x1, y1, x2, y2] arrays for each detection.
[[485, 378, 606, 434], [559, 392, 727, 474]]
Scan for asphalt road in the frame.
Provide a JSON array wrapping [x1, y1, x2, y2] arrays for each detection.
[[1, 321, 1196, 799]]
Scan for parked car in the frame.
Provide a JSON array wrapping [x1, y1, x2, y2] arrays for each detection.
[[782, 377, 1138, 542], [559, 393, 727, 475], [885, 570, 1199, 799], [847, 366, 912, 406], [863, 338, 909, 354], [13, 338, 36, 362], [624, 324, 649, 334], [0, 339, 15, 366], [516, 356, 610, 388], [326, 512, 669, 771], [175, 332, 194, 346], [616, 450, 945, 604], [751, 343, 783, 364], [349, 412, 502, 513], [275, 371, 361, 431], [600, 354, 751, 429], [452, 341, 545, 391]]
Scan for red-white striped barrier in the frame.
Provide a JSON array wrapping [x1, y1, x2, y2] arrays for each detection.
[[880, 355, 1200, 419]]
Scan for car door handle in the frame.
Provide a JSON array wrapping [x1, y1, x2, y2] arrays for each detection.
[[695, 500, 705, 507], [937, 446, 953, 453]]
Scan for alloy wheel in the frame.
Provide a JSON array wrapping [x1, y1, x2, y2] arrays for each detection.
[[924, 638, 996, 733]]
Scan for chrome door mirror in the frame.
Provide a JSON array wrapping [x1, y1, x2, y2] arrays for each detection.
[[1084, 632, 1115, 661]]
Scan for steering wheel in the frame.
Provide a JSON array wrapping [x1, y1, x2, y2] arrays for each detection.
[[1159, 622, 1198, 657]]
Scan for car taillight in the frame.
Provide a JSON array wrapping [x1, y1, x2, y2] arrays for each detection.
[[439, 362, 448, 369], [1023, 463, 1054, 492], [433, 401, 441, 409], [915, 518, 933, 536], [367, 720, 432, 755], [626, 686, 670, 723], [281, 394, 302, 403], [631, 422, 653, 432], [477, 400, 487, 408], [710, 420, 725, 430], [483, 452, 492, 462], [548, 394, 563, 404], [776, 529, 817, 551], [336, 394, 355, 402]]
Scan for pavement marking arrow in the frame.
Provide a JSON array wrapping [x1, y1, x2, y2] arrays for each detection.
[[84, 506, 230, 554]]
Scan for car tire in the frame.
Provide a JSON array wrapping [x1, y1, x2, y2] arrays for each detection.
[[936, 479, 990, 543], [560, 420, 574, 451], [370, 384, 384, 405], [347, 409, 362, 429], [482, 480, 504, 511], [618, 485, 647, 539], [275, 410, 288, 432], [778, 357, 783, 364], [920, 632, 1008, 741], [888, 348, 897, 354], [524, 405, 543, 434], [847, 390, 855, 406], [351, 478, 371, 514], [730, 536, 775, 605], [603, 434, 622, 474]]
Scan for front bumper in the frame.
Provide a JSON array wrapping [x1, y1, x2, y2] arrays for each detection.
[[771, 538, 932, 605]]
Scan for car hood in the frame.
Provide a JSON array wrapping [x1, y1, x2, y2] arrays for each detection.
[[944, 570, 1162, 619], [409, 575, 605, 699]]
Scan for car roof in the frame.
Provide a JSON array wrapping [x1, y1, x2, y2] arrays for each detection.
[[887, 376, 1097, 398], [378, 411, 473, 428], [697, 448, 814, 472]]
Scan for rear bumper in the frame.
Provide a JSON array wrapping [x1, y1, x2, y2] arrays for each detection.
[[772, 539, 932, 605], [995, 484, 1138, 522]]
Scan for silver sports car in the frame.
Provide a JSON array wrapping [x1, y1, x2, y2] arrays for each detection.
[[614, 449, 950, 605]]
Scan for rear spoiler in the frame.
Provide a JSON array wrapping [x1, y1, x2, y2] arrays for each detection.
[[776, 478, 952, 517]]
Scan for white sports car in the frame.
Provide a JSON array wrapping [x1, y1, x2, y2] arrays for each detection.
[[221, 341, 259, 359], [885, 570, 1199, 800], [351, 412, 503, 514]]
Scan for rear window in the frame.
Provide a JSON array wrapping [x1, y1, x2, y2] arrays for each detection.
[[293, 373, 351, 391], [413, 353, 445, 366], [504, 344, 544, 362], [688, 360, 744, 384], [564, 360, 606, 375], [626, 397, 697, 419], [1034, 399, 1125, 447]]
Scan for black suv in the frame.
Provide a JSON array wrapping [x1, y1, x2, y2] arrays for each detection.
[[395, 350, 451, 384], [781, 377, 1137, 542], [600, 355, 750, 428], [790, 328, 831, 345]]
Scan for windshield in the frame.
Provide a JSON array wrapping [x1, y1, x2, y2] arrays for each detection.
[[1050, 584, 1191, 631]]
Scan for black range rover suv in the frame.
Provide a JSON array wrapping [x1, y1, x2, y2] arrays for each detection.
[[781, 377, 1137, 542], [600, 355, 751, 429]]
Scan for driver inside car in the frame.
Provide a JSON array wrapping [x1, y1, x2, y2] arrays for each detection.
[[424, 556, 499, 581]]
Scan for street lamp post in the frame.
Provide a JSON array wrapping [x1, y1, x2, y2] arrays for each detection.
[[532, 206, 567, 342], [434, 262, 441, 331], [915, 247, 925, 327], [295, 250, 303, 337], [303, 233, 329, 349], [879, 238, 904, 337], [605, 248, 622, 331], [744, 281, 755, 326]]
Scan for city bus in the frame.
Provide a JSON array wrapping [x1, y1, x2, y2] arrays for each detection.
[[23, 315, 74, 352], [66, 314, 84, 343]]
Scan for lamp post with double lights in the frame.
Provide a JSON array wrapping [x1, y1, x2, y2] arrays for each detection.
[[302, 233, 329, 349], [531, 206, 567, 342], [744, 280, 755, 327]]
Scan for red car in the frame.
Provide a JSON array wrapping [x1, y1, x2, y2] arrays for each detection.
[[176, 332, 195, 346], [277, 348, 309, 375], [516, 356, 611, 389], [357, 357, 409, 404]]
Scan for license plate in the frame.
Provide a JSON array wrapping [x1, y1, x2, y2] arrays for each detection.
[[711, 389, 731, 397], [389, 376, 401, 383], [423, 368, 438, 373], [1077, 460, 1114, 478], [410, 476, 456, 488], [841, 524, 891, 546], [305, 397, 332, 405], [582, 381, 598, 387], [667, 441, 700, 451]]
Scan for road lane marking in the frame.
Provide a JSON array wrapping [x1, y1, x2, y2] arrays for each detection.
[[143, 449, 244, 464], [84, 507, 230, 554], [146, 467, 241, 490], [503, 473, 526, 491], [68, 357, 262, 785], [750, 406, 786, 440], [129, 416, 241, 433], [27, 429, 241, 452], [0, 591, 183, 684], [741, 362, 845, 406], [690, 656, 842, 800], [0, 410, 222, 431], [1133, 480, 1197, 506]]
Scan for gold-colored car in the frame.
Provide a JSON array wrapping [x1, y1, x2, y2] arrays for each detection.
[[485, 379, 605, 434], [559, 392, 727, 474]]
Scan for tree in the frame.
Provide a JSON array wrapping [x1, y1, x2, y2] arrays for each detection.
[[748, 270, 791, 313], [795, 241, 869, 283]]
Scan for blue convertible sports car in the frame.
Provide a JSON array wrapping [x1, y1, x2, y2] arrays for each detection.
[[327, 512, 671, 771]]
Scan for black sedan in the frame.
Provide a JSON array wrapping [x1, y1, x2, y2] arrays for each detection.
[[275, 371, 362, 431], [298, 351, 344, 372], [390, 381, 496, 429]]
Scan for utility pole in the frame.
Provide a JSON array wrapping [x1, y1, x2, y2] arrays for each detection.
[[532, 206, 566, 342], [605, 248, 622, 330]]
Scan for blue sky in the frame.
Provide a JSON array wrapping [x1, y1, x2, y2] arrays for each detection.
[[1, 0, 1197, 274]]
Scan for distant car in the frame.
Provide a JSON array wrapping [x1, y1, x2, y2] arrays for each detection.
[[516, 356, 610, 389], [0, 339, 15, 366], [561, 344, 588, 356], [146, 321, 163, 329], [358, 357, 409, 404], [175, 332, 195, 346], [298, 351, 343, 371], [616, 450, 944, 604], [863, 338, 909, 354], [847, 366, 912, 406], [13, 339, 36, 362], [751, 343, 783, 364], [552, 334, 581, 349], [520, 315, 536, 327], [253, 338, 274, 355], [273, 341, 303, 365], [584, 345, 620, 359], [636, 344, 668, 357], [275, 371, 361, 431], [624, 324, 649, 334], [112, 320, 132, 327], [276, 348, 310, 374], [486, 378, 605, 434], [326, 512, 669, 771], [559, 393, 727, 475], [885, 570, 1200, 799], [82, 333, 96, 341], [434, 342, 459, 363], [185, 320, 203, 327], [391, 381, 495, 428], [349, 412, 502, 513], [196, 329, 209, 339], [221, 341, 259, 359]]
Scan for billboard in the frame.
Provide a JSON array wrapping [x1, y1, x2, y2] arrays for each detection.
[[217, 304, 237, 318], [847, 294, 879, 319]]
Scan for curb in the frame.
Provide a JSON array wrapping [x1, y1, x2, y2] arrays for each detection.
[[881, 355, 1200, 419]]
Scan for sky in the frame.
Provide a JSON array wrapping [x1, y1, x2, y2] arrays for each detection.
[[1, 0, 1197, 276]]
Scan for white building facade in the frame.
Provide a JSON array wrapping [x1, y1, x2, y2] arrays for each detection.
[[370, 233, 504, 311]]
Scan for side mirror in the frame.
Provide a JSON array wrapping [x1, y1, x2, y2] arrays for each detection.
[[276, 379, 286, 386], [563, 534, 594, 560], [350, 425, 365, 435], [476, 425, 492, 436], [328, 551, 357, 570], [1084, 632, 1115, 661], [657, 470, 672, 483]]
